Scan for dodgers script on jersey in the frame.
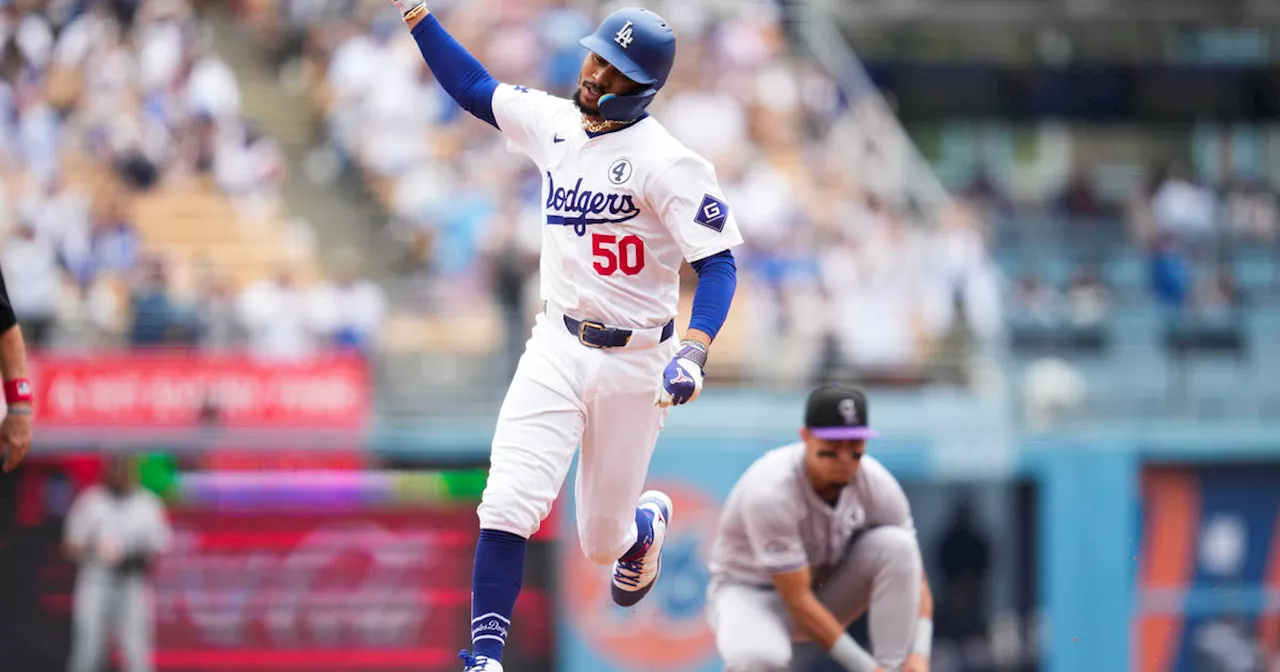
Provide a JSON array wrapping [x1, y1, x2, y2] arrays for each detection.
[[490, 83, 743, 329], [709, 443, 916, 586]]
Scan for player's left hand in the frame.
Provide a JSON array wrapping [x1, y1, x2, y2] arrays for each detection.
[[656, 340, 706, 407], [902, 654, 930, 672], [1, 407, 32, 472], [389, 0, 427, 21]]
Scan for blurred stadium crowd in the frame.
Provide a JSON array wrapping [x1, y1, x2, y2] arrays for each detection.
[[0, 0, 1276, 397], [231, 0, 1009, 387], [0, 0, 385, 360]]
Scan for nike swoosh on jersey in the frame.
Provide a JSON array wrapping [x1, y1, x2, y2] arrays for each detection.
[[553, 135, 565, 143]]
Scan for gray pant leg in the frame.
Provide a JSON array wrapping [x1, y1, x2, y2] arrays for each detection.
[[811, 526, 923, 669], [68, 573, 110, 672], [116, 578, 154, 672], [708, 581, 794, 672]]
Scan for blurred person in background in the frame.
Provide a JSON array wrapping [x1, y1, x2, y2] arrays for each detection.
[[14, 77, 61, 188], [1, 221, 61, 347], [1150, 162, 1216, 243], [1150, 231, 1191, 314], [1195, 269, 1243, 327], [213, 118, 287, 219], [18, 171, 92, 282], [1064, 265, 1109, 328], [308, 247, 386, 354], [63, 453, 171, 672], [480, 199, 541, 380], [183, 35, 242, 122], [1221, 177, 1277, 243], [934, 495, 994, 672], [0, 262, 34, 473], [87, 190, 142, 279], [128, 255, 183, 346], [961, 168, 1012, 225], [922, 204, 1002, 349], [192, 264, 242, 351], [1051, 167, 1105, 222], [79, 273, 129, 349], [238, 262, 316, 359], [1008, 275, 1060, 329], [818, 206, 925, 384]]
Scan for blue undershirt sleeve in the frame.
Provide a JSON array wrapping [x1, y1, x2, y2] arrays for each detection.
[[410, 15, 500, 129], [687, 250, 737, 341]]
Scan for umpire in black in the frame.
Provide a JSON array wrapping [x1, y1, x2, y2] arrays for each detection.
[[0, 264, 34, 472]]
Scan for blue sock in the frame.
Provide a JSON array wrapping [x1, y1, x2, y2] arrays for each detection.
[[471, 529, 526, 661], [619, 506, 654, 562]]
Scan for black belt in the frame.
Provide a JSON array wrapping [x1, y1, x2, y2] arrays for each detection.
[[563, 315, 675, 349]]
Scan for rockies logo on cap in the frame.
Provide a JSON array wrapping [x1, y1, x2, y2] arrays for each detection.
[[805, 385, 879, 440], [837, 398, 858, 425]]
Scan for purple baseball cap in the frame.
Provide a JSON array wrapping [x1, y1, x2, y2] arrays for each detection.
[[804, 385, 879, 440]]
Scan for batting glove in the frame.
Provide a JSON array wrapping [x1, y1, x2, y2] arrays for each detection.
[[656, 340, 707, 407], [390, 0, 428, 22]]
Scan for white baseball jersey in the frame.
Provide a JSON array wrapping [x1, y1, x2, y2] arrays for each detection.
[[490, 83, 744, 329], [64, 485, 171, 570], [709, 443, 915, 586]]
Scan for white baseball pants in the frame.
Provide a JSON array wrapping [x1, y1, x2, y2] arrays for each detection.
[[68, 570, 154, 672], [477, 309, 676, 564], [707, 526, 923, 671]]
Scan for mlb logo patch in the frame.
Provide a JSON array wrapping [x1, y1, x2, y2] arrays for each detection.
[[694, 194, 729, 232]]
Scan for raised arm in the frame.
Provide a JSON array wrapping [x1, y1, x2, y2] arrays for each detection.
[[392, 1, 500, 129]]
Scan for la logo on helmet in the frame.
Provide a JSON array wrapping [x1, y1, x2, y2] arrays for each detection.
[[614, 20, 634, 48]]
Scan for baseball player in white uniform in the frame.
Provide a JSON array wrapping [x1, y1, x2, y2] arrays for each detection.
[[708, 385, 934, 672], [388, 3, 743, 670], [63, 455, 172, 672]]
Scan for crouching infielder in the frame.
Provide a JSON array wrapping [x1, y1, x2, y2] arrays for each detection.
[[707, 384, 933, 672]]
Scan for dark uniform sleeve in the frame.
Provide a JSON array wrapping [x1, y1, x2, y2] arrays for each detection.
[[0, 265, 17, 333]]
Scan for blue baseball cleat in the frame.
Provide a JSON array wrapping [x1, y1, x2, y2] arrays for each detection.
[[611, 490, 673, 607], [458, 650, 503, 671]]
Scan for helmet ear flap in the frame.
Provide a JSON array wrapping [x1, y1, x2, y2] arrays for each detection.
[[597, 88, 657, 122]]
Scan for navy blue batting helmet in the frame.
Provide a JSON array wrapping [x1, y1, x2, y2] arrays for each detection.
[[578, 7, 675, 122]]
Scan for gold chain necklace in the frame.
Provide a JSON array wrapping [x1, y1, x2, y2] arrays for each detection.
[[581, 115, 634, 134]]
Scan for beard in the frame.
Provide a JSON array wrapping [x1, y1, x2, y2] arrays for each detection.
[[572, 88, 601, 118]]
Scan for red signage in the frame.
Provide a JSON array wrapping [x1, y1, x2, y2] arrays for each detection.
[[2, 456, 557, 672], [28, 353, 371, 428], [152, 508, 474, 670]]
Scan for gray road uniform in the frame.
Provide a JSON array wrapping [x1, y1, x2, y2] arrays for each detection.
[[707, 443, 923, 671], [63, 484, 171, 672]]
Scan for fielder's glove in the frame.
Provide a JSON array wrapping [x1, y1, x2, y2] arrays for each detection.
[[114, 551, 154, 577], [656, 339, 707, 407]]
